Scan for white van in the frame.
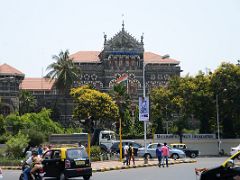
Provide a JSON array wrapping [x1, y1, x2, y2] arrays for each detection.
[[230, 144, 240, 155]]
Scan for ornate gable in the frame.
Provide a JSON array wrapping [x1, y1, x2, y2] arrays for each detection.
[[103, 24, 144, 52]]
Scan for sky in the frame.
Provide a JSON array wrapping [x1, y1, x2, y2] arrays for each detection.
[[0, 0, 240, 77]]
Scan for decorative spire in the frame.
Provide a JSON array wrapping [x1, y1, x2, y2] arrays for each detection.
[[122, 14, 125, 31], [103, 32, 107, 44], [141, 33, 144, 44]]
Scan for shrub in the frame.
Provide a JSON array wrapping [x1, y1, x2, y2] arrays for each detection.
[[89, 146, 102, 161], [26, 130, 46, 147], [6, 132, 30, 158], [0, 133, 12, 144]]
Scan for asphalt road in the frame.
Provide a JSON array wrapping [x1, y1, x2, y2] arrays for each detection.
[[2, 157, 226, 180]]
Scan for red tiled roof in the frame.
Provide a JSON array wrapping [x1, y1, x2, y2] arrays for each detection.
[[70, 51, 100, 62], [0, 63, 24, 76], [20, 78, 55, 91], [144, 52, 179, 64], [70, 51, 179, 64]]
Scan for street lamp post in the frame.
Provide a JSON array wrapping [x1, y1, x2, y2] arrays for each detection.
[[216, 94, 221, 155], [143, 63, 147, 156], [216, 88, 227, 155]]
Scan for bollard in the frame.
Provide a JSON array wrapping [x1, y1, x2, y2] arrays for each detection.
[[144, 155, 148, 164], [107, 153, 110, 160], [100, 154, 103, 161]]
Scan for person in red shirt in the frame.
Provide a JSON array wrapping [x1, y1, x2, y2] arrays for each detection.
[[161, 142, 170, 167]]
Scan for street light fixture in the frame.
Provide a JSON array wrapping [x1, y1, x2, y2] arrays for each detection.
[[142, 62, 147, 156], [216, 88, 227, 155], [142, 55, 169, 161]]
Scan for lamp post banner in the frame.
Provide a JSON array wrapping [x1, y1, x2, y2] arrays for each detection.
[[139, 96, 149, 121]]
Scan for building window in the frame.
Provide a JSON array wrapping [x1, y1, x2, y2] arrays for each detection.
[[0, 106, 10, 116]]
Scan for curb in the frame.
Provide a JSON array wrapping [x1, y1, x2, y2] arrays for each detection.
[[1, 159, 197, 172], [92, 159, 197, 172]]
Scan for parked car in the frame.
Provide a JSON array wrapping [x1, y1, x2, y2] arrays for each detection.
[[0, 167, 3, 179], [41, 146, 92, 180], [200, 151, 240, 180], [110, 140, 142, 157], [230, 144, 240, 156], [137, 143, 186, 159], [170, 143, 199, 158]]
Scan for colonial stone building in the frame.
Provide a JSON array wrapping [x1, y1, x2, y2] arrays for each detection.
[[0, 63, 24, 115], [70, 25, 181, 100], [1, 25, 181, 124]]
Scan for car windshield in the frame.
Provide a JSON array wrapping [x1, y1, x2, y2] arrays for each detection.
[[67, 148, 88, 160]]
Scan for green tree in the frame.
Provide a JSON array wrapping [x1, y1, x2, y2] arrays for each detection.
[[210, 63, 240, 138], [46, 50, 80, 94], [19, 90, 37, 115], [3, 109, 63, 144], [109, 84, 131, 134], [46, 50, 80, 127], [71, 85, 119, 130], [191, 72, 214, 133], [6, 131, 30, 158], [151, 87, 171, 134]]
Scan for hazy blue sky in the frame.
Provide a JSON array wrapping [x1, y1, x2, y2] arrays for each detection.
[[0, 0, 239, 77]]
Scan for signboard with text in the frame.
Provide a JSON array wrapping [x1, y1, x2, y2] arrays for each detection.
[[139, 97, 149, 121]]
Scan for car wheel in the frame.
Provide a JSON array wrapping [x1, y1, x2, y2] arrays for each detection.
[[59, 173, 68, 180], [190, 152, 196, 158], [144, 153, 151, 159], [172, 153, 179, 160], [83, 175, 91, 180], [19, 173, 24, 180]]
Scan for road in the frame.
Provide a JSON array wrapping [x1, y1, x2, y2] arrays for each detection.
[[2, 157, 226, 180]]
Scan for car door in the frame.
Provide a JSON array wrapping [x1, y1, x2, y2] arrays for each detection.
[[148, 144, 158, 157], [132, 143, 142, 156], [42, 150, 62, 178]]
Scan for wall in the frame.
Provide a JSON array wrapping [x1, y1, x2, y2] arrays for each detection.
[[133, 138, 240, 156]]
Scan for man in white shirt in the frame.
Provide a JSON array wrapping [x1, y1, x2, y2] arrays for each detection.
[[123, 142, 129, 165]]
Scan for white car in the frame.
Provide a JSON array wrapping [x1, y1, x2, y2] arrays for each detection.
[[137, 143, 186, 160], [0, 167, 3, 179], [230, 144, 240, 155]]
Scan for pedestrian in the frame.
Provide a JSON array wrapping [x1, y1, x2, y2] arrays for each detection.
[[123, 142, 129, 165], [78, 142, 85, 149], [43, 145, 49, 154], [37, 145, 43, 156], [128, 143, 135, 166], [161, 142, 170, 167], [156, 143, 162, 167]]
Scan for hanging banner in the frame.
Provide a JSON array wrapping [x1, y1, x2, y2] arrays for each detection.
[[139, 97, 149, 121]]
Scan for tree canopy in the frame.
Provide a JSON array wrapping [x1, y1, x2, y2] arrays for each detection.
[[71, 85, 119, 129]]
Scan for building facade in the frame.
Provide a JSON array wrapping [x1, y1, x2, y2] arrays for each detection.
[[0, 63, 24, 115], [1, 25, 181, 124], [70, 25, 181, 99]]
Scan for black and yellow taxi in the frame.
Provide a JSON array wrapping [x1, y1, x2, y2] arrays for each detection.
[[200, 151, 240, 180], [41, 146, 92, 180]]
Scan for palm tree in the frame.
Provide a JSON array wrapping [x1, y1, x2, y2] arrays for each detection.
[[46, 50, 80, 94], [46, 50, 80, 128], [109, 84, 131, 134], [19, 90, 37, 115]]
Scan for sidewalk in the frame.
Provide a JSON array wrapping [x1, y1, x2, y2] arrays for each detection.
[[0, 158, 196, 172]]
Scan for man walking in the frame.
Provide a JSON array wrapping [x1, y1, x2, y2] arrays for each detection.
[[161, 142, 169, 167], [123, 142, 129, 165], [156, 143, 162, 167], [128, 143, 135, 166]]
